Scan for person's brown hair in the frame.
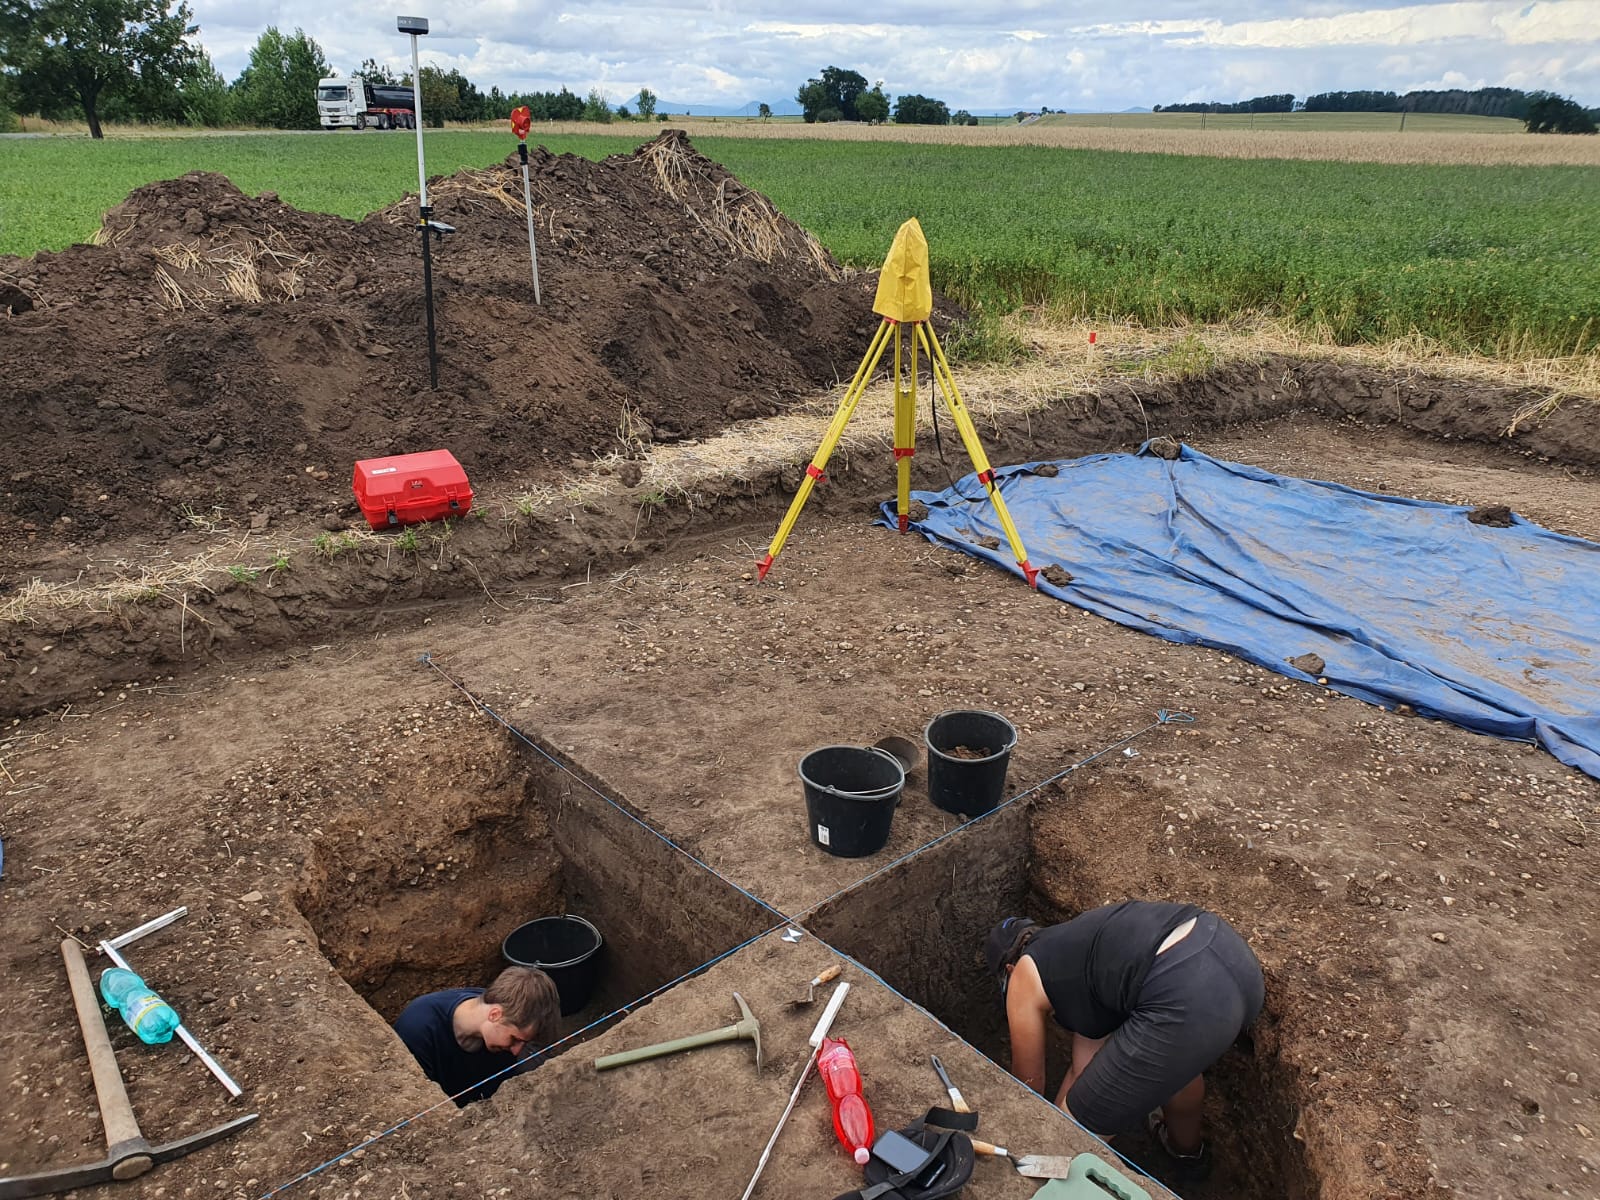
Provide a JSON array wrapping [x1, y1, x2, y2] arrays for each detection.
[[484, 966, 561, 1037]]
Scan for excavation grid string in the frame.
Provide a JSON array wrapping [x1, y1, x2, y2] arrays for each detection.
[[254, 655, 1190, 1200]]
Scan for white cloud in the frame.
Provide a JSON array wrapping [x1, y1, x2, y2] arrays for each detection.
[[1072, 1, 1600, 51], [188, 0, 1600, 110]]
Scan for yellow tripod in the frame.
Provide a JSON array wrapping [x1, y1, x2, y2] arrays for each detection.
[[756, 218, 1038, 589]]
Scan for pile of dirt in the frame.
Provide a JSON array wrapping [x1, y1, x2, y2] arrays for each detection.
[[0, 131, 906, 567]]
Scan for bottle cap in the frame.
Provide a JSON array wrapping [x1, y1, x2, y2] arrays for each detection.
[[853, 1147, 870, 1165]]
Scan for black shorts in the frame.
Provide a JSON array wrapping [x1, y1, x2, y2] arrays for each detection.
[[1064, 912, 1264, 1135]]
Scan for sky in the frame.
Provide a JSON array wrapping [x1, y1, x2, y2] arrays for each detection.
[[190, 0, 1600, 112]]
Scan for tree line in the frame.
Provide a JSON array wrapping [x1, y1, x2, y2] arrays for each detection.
[[0, 0, 664, 136], [795, 66, 976, 126], [1157, 85, 1596, 133], [1155, 94, 1294, 115]]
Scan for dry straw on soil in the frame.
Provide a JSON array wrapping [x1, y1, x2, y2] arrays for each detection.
[[139, 236, 311, 310], [638, 134, 836, 270]]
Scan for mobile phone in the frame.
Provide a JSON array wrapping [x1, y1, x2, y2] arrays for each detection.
[[872, 1130, 933, 1175]]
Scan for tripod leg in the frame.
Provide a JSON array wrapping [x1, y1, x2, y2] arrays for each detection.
[[917, 324, 1039, 589], [757, 320, 895, 579], [893, 325, 915, 531]]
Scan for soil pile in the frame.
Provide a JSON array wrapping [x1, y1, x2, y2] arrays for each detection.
[[0, 131, 888, 566]]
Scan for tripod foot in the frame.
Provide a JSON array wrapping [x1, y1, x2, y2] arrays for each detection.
[[755, 554, 774, 581], [897, 514, 910, 533], [1019, 560, 1040, 589]]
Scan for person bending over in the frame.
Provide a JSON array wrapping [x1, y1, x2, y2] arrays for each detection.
[[985, 901, 1263, 1175], [394, 965, 561, 1106]]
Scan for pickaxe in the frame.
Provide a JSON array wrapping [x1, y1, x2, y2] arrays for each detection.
[[0, 941, 257, 1199], [593, 992, 762, 1072]]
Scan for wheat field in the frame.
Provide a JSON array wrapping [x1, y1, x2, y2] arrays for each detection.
[[624, 116, 1600, 167]]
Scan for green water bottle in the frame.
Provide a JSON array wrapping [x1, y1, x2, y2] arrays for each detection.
[[99, 967, 181, 1045]]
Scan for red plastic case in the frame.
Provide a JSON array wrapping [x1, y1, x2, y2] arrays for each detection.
[[353, 449, 473, 530]]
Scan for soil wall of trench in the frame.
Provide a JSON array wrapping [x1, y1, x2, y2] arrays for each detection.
[[808, 777, 1367, 1200], [3, 355, 1593, 723]]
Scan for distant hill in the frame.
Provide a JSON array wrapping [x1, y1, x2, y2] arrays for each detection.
[[635, 95, 802, 117], [622, 97, 1153, 120]]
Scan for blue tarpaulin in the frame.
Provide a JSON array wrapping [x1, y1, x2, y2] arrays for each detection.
[[883, 444, 1600, 779]]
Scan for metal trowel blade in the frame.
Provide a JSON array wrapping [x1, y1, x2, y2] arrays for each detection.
[[1012, 1155, 1077, 1179]]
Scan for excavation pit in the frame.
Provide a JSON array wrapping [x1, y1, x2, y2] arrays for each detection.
[[808, 789, 1321, 1200], [296, 722, 776, 1046]]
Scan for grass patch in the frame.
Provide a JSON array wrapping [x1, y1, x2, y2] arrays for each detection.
[[1116, 332, 1220, 379], [312, 530, 366, 560], [0, 131, 630, 256], [944, 312, 1030, 365]]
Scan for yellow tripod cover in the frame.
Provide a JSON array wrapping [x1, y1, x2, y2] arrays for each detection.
[[873, 218, 933, 324]]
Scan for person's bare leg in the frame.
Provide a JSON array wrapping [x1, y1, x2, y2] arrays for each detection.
[[1160, 1075, 1205, 1154], [1054, 1033, 1107, 1110]]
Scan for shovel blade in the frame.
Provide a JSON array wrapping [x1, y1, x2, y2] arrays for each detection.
[[1013, 1155, 1077, 1179]]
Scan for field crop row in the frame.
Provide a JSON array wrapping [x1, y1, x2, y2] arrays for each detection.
[[708, 139, 1599, 356], [3, 130, 1595, 355]]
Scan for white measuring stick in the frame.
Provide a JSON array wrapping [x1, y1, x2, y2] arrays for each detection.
[[741, 981, 850, 1200], [518, 154, 542, 305], [100, 940, 243, 1099], [807, 980, 850, 1048], [107, 906, 188, 950]]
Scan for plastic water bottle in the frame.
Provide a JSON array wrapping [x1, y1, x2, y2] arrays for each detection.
[[818, 1036, 874, 1165], [99, 968, 181, 1045]]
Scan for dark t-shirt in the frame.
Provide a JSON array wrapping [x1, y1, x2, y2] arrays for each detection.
[[393, 987, 534, 1106], [1023, 901, 1203, 1039]]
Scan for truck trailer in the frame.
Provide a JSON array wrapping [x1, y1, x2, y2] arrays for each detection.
[[317, 76, 417, 130]]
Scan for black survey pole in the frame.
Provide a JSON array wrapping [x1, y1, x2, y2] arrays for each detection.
[[400, 14, 438, 389], [419, 205, 438, 389]]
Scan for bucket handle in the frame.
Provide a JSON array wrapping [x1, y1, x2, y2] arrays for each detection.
[[815, 746, 905, 801]]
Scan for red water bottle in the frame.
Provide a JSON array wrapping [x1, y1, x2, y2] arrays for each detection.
[[818, 1036, 875, 1165]]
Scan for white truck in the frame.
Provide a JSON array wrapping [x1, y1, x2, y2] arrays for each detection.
[[317, 76, 418, 130]]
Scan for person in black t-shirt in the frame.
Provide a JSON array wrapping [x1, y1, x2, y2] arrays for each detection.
[[393, 966, 561, 1106], [985, 901, 1263, 1176]]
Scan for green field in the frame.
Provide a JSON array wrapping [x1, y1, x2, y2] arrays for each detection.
[[3, 130, 1595, 355]]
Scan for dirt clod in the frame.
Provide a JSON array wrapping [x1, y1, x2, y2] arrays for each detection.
[[1288, 653, 1326, 676], [1042, 564, 1075, 588], [1467, 504, 1514, 527]]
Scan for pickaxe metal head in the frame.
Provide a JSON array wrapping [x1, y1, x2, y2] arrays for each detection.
[[731, 991, 762, 1072]]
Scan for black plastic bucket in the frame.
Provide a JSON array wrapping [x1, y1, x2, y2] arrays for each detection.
[[924, 709, 1018, 818], [799, 746, 905, 858], [502, 914, 604, 1016]]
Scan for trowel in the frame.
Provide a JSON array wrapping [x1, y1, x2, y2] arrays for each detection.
[[971, 1139, 1076, 1179], [787, 964, 842, 1009]]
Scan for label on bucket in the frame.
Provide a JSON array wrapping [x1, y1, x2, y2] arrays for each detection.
[[817, 824, 831, 846]]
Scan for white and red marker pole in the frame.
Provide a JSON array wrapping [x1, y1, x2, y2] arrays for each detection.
[[511, 105, 542, 305]]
